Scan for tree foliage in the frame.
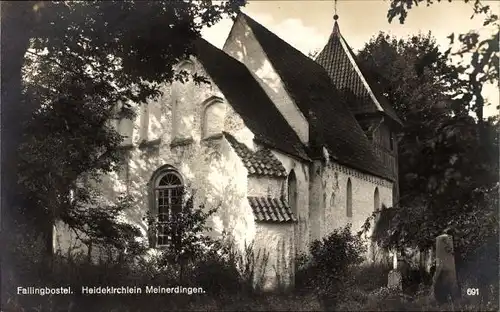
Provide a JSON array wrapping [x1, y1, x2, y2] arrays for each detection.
[[387, 0, 499, 123], [357, 31, 498, 281], [2, 1, 244, 260], [296, 225, 366, 309]]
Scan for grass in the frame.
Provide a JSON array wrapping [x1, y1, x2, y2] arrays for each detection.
[[4, 232, 497, 312], [5, 260, 498, 312]]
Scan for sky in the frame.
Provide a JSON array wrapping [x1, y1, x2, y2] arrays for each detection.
[[201, 0, 499, 118]]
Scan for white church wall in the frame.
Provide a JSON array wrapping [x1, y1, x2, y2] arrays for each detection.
[[246, 175, 295, 291], [308, 159, 394, 262], [254, 222, 295, 291], [54, 57, 258, 259], [324, 161, 393, 262], [270, 149, 310, 255], [309, 160, 325, 243]]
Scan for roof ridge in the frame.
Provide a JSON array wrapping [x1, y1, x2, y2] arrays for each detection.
[[316, 23, 403, 126], [339, 36, 403, 126]]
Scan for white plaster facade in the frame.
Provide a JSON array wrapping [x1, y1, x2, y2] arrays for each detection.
[[54, 12, 399, 291]]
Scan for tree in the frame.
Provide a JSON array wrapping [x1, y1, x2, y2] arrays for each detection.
[[387, 0, 499, 129], [2, 1, 244, 263], [357, 31, 498, 301]]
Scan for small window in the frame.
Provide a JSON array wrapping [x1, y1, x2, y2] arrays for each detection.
[[202, 99, 225, 138], [346, 178, 352, 218], [287, 170, 298, 216], [392, 184, 398, 206], [374, 187, 380, 211], [113, 102, 134, 146]]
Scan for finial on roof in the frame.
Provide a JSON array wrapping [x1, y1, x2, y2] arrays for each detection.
[[332, 0, 340, 35], [333, 0, 338, 20]]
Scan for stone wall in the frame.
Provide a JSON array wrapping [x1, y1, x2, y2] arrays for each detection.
[[309, 158, 393, 261], [271, 149, 310, 255], [54, 57, 258, 257], [309, 160, 325, 243], [247, 148, 310, 290], [323, 161, 393, 234], [254, 223, 295, 291]]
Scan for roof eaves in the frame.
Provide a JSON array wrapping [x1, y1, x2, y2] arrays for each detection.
[[253, 137, 311, 163], [337, 34, 384, 113], [339, 35, 404, 127]]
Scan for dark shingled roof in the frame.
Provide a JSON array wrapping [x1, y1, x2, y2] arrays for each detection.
[[315, 22, 403, 127], [239, 13, 394, 181], [223, 132, 287, 178], [248, 196, 297, 223], [194, 39, 309, 162]]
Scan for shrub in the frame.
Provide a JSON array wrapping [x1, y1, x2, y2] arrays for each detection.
[[296, 224, 366, 309], [192, 238, 242, 297], [352, 262, 393, 292]]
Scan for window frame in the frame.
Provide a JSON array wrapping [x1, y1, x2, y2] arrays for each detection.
[[201, 96, 226, 139], [150, 167, 185, 247], [287, 170, 298, 216], [346, 178, 352, 218], [374, 187, 380, 212]]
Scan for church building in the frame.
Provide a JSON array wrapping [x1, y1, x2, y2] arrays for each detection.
[[54, 12, 402, 290]]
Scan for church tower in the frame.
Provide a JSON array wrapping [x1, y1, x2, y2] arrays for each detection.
[[314, 12, 403, 204]]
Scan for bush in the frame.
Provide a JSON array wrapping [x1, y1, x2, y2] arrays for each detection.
[[192, 238, 243, 297], [352, 262, 393, 292], [295, 224, 366, 309]]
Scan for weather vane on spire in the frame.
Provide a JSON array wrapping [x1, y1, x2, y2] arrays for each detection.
[[333, 0, 339, 21]]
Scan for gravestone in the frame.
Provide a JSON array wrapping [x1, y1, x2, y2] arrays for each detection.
[[432, 230, 460, 303], [387, 269, 403, 291]]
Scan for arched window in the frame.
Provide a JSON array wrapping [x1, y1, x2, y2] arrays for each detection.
[[202, 98, 226, 138], [151, 167, 184, 246], [112, 102, 134, 146], [374, 187, 380, 211], [147, 101, 163, 141], [392, 184, 398, 206], [346, 178, 352, 218], [172, 60, 195, 140], [287, 170, 298, 216], [177, 60, 195, 75], [118, 117, 133, 146], [139, 103, 149, 142]]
